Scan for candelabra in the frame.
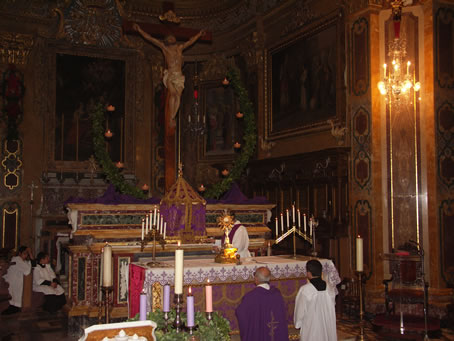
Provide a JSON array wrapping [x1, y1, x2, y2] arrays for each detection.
[[140, 223, 166, 267], [275, 224, 313, 259]]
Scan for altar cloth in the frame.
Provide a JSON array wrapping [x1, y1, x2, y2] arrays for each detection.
[[129, 255, 341, 330]]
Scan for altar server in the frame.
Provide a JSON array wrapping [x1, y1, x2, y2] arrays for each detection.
[[33, 252, 66, 313], [2, 246, 34, 315], [221, 217, 251, 259], [294, 259, 337, 341], [236, 267, 289, 341]]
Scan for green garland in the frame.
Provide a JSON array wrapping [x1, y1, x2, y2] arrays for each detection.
[[204, 68, 257, 199], [91, 103, 146, 198], [129, 310, 230, 341], [92, 68, 256, 200]]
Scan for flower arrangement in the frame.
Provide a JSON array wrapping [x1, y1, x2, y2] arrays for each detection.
[[129, 310, 230, 341]]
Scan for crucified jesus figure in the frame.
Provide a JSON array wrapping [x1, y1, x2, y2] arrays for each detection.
[[133, 23, 205, 127]]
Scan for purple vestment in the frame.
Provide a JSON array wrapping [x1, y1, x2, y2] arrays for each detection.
[[235, 286, 289, 341], [221, 223, 241, 245]]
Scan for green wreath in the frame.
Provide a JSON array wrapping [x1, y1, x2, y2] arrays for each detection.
[[91, 68, 256, 199], [204, 68, 256, 199], [91, 103, 146, 199], [129, 310, 230, 341]]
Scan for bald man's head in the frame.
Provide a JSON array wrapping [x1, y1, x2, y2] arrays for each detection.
[[254, 266, 271, 285]]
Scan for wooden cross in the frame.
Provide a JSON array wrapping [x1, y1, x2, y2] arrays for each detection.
[[123, 2, 211, 191]]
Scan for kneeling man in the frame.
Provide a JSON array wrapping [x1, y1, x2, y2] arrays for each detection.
[[236, 266, 289, 341]]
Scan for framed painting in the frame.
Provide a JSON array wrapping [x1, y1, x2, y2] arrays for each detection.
[[266, 11, 345, 139], [198, 80, 242, 161]]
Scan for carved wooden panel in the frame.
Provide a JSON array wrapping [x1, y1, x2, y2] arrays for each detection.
[[350, 17, 369, 96]]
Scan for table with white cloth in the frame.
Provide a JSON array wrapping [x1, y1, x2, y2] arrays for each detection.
[[128, 255, 341, 331]]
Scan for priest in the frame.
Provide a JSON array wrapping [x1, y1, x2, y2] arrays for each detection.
[[294, 259, 337, 341], [221, 216, 251, 259], [235, 267, 289, 341]]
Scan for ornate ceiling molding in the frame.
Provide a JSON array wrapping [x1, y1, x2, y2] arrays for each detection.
[[0, 32, 34, 64]]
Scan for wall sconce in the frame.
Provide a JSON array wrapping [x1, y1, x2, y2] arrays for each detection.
[[233, 142, 241, 149], [222, 77, 229, 86], [106, 105, 115, 112], [198, 184, 206, 192], [104, 129, 113, 138], [221, 169, 229, 177], [236, 112, 244, 119], [115, 161, 124, 169]]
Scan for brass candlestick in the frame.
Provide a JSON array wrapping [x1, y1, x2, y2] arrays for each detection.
[[357, 271, 365, 341], [174, 293, 184, 333], [140, 224, 166, 267], [101, 286, 113, 324]]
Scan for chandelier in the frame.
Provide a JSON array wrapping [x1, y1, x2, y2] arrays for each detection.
[[377, 0, 420, 102], [185, 61, 206, 135]]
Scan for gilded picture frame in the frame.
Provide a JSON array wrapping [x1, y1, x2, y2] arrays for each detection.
[[266, 11, 345, 140]]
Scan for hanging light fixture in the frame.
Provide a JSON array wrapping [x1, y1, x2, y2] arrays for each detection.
[[185, 61, 206, 135], [377, 0, 421, 103]]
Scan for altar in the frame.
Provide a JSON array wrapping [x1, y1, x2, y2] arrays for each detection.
[[129, 255, 341, 331]]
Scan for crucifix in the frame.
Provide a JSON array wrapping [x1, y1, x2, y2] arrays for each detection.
[[123, 2, 212, 191]]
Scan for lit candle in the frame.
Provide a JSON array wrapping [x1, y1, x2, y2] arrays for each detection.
[[102, 243, 112, 287], [157, 211, 160, 228], [160, 216, 163, 234], [149, 210, 153, 229], [356, 235, 364, 272], [141, 218, 145, 241], [309, 218, 313, 236], [145, 215, 149, 235], [303, 214, 307, 233], [175, 242, 184, 294], [163, 222, 167, 239], [275, 217, 278, 236], [153, 206, 157, 225], [292, 205, 295, 224], [286, 209, 290, 228], [280, 213, 284, 234], [163, 284, 170, 312], [187, 287, 195, 327], [205, 279, 213, 312], [139, 292, 147, 321]]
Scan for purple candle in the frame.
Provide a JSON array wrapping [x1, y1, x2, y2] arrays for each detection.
[[139, 292, 147, 321], [163, 284, 170, 312], [187, 287, 195, 327]]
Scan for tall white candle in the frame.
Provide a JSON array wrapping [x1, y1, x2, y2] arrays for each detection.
[[356, 235, 364, 272], [153, 206, 157, 225], [286, 209, 290, 228], [145, 216, 149, 234], [309, 219, 313, 236], [160, 216, 163, 234], [163, 222, 167, 239], [175, 242, 184, 294], [275, 217, 278, 236], [297, 209, 301, 228], [292, 205, 295, 224], [149, 210, 153, 229], [157, 211, 160, 228], [141, 218, 145, 241], [102, 243, 112, 287], [304, 214, 307, 233], [280, 213, 284, 234]]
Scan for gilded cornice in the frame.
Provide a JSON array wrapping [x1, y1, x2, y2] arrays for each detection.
[[0, 31, 34, 64]]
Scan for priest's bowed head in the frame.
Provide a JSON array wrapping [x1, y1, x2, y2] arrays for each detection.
[[235, 266, 289, 341]]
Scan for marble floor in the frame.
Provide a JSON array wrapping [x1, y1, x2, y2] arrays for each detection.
[[1, 309, 454, 341]]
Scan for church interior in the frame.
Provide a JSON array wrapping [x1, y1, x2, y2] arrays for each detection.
[[1, 0, 454, 339]]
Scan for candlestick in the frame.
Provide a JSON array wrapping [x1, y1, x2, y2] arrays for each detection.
[[286, 209, 290, 227], [187, 287, 195, 328], [275, 218, 278, 236], [163, 284, 170, 312], [297, 209, 301, 228], [102, 243, 112, 287], [280, 213, 284, 234], [175, 242, 184, 294], [356, 235, 364, 272], [205, 279, 213, 313], [141, 218, 145, 241], [139, 292, 147, 321]]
